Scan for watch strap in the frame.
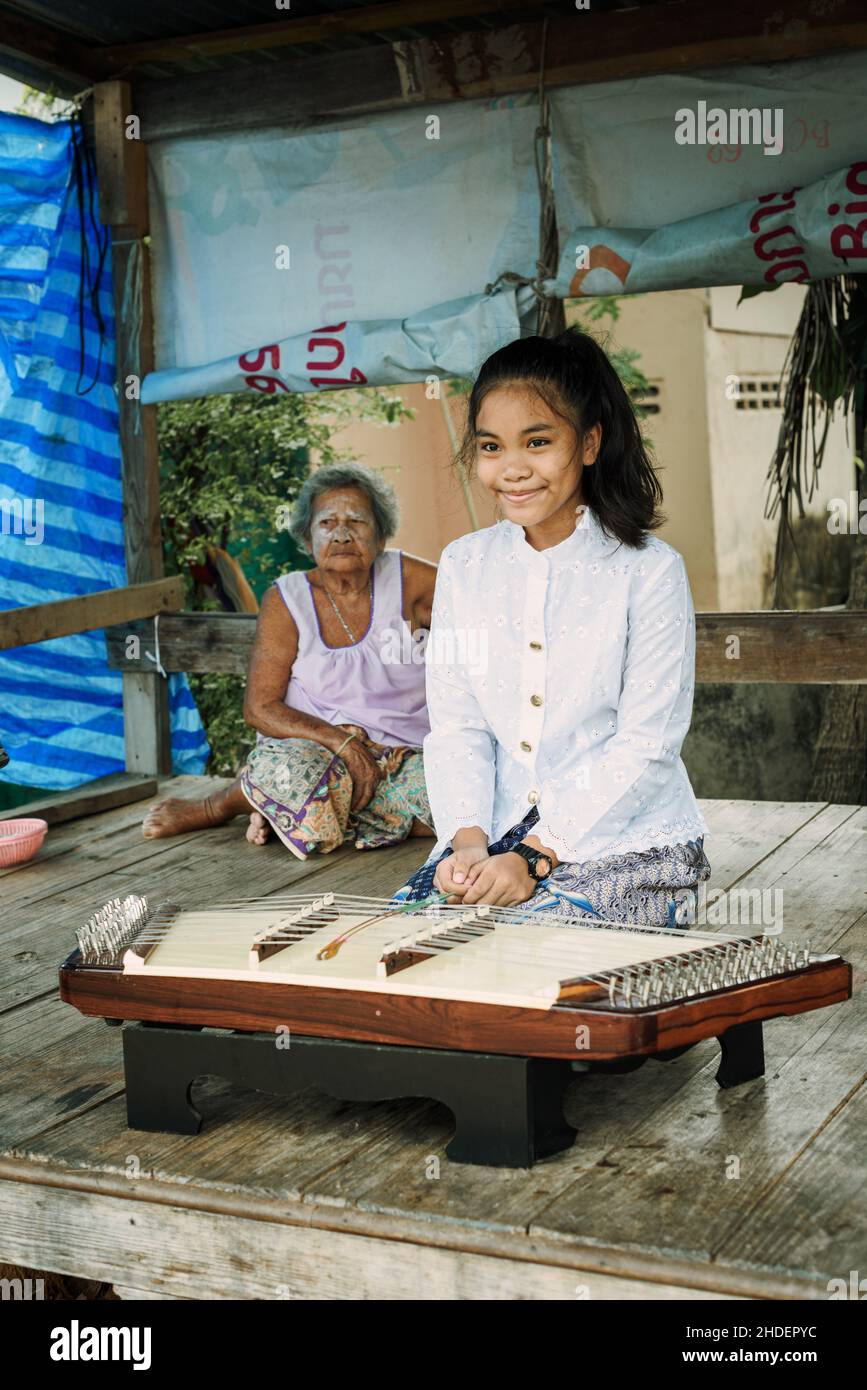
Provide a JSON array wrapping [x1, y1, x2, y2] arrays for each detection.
[[512, 842, 553, 881]]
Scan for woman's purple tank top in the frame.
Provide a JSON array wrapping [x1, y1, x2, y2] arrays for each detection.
[[274, 549, 430, 749]]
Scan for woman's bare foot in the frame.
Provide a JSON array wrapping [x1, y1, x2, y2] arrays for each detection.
[[143, 778, 249, 839], [143, 798, 216, 838], [245, 811, 272, 846]]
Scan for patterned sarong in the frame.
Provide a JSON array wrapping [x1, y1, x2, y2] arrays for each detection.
[[393, 805, 711, 928], [240, 724, 432, 859]]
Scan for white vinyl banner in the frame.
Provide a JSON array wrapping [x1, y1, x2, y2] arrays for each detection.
[[144, 94, 541, 402], [142, 50, 867, 404]]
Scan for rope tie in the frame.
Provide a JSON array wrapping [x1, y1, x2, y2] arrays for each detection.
[[483, 19, 561, 334], [144, 613, 169, 680]]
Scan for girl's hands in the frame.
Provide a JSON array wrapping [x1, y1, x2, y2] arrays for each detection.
[[434, 845, 489, 900], [459, 851, 536, 907], [435, 849, 536, 907]]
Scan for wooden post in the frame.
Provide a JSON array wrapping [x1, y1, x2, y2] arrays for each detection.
[[93, 80, 171, 775]]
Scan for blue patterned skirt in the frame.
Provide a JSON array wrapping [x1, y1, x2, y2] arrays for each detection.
[[393, 806, 711, 928]]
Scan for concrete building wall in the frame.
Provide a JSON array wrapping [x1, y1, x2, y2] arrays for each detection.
[[703, 286, 854, 609], [324, 287, 856, 613], [580, 290, 718, 608]]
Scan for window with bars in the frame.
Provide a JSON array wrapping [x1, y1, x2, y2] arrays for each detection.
[[733, 377, 784, 410], [632, 382, 662, 415]]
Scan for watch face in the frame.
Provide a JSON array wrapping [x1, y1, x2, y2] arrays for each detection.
[[516, 846, 552, 879]]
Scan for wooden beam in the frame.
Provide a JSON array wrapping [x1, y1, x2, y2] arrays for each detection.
[[0, 773, 157, 826], [0, 578, 184, 652], [93, 82, 148, 231], [105, 610, 867, 683], [135, 0, 867, 140], [695, 612, 867, 683], [106, 613, 255, 676], [93, 80, 171, 776], [100, 0, 526, 67]]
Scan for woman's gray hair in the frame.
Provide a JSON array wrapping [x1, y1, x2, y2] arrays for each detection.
[[287, 463, 399, 547]]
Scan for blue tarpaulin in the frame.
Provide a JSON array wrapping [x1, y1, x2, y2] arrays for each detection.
[[0, 111, 208, 791]]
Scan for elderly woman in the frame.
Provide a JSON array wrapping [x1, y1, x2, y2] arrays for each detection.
[[143, 464, 437, 855]]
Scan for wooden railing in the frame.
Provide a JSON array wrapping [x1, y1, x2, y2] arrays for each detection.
[[0, 578, 185, 651], [0, 578, 186, 815], [105, 609, 867, 684], [3, 596, 865, 824]]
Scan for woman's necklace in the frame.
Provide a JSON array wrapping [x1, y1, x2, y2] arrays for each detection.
[[321, 578, 371, 643]]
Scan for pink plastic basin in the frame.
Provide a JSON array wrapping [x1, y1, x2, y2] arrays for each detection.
[[0, 818, 49, 867]]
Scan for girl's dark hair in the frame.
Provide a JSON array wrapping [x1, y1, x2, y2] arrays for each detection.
[[457, 329, 663, 548]]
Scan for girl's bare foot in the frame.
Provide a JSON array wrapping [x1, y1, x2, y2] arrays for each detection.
[[245, 811, 272, 845]]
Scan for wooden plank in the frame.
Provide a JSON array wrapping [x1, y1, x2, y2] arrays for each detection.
[[0, 773, 157, 827], [0, 776, 232, 903], [3, 800, 861, 1295], [113, 1286, 189, 1300], [1, 798, 861, 1300], [0, 1174, 740, 1300], [0, 1011, 431, 1174], [0, 578, 184, 651], [93, 80, 149, 232], [716, 1034, 867, 1278], [106, 613, 254, 675], [529, 917, 866, 1278], [0, 1001, 126, 1144], [304, 805, 865, 1258], [122, 673, 170, 778], [134, 0, 867, 140], [1, 1008, 749, 1296], [93, 79, 170, 776], [523, 818, 867, 1276], [104, 610, 867, 682], [696, 612, 867, 683], [699, 799, 847, 890]]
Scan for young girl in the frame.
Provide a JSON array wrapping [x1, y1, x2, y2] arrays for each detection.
[[396, 329, 711, 927]]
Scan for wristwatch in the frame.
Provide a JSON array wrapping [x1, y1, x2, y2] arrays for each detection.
[[511, 843, 554, 882]]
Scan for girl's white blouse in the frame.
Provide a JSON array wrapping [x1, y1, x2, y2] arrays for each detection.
[[422, 507, 709, 865]]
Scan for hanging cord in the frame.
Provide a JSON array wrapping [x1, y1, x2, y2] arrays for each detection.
[[144, 614, 169, 680], [484, 18, 563, 335], [70, 107, 110, 396]]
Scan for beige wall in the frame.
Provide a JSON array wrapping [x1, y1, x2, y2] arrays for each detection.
[[326, 288, 856, 611], [703, 286, 854, 609], [577, 291, 718, 609]]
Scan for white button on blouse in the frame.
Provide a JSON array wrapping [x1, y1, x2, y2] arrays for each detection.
[[422, 505, 709, 865]]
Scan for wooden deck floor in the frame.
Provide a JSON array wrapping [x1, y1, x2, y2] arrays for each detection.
[[1, 779, 864, 1300]]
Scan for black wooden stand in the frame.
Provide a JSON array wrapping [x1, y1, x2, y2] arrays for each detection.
[[120, 1017, 765, 1168], [122, 1022, 578, 1168]]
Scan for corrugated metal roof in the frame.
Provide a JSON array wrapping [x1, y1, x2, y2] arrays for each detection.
[[0, 0, 652, 90]]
